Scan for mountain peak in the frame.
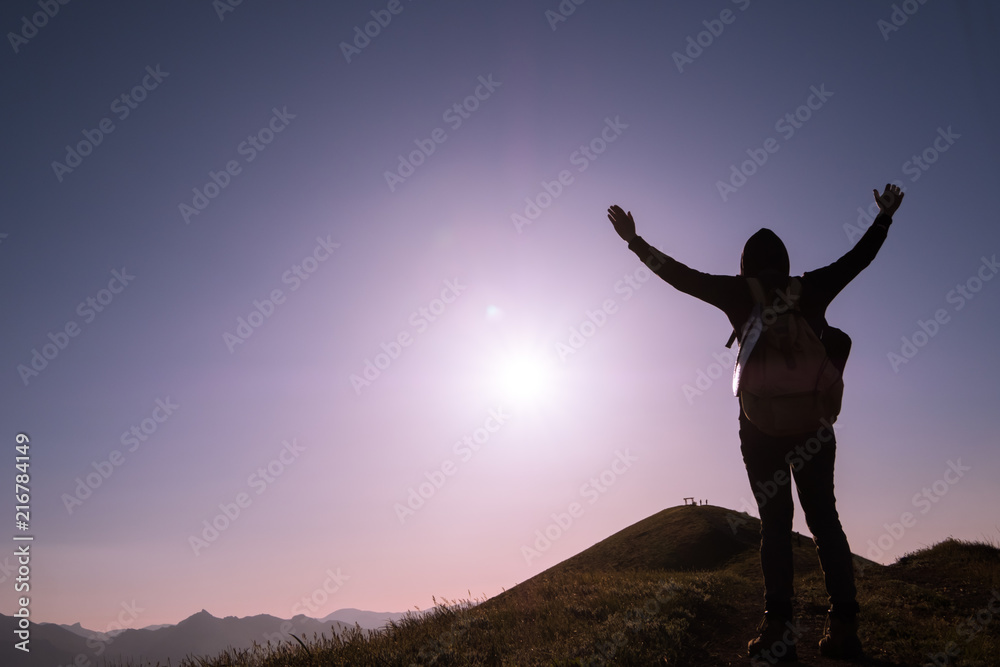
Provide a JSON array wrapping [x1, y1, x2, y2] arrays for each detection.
[[178, 609, 216, 625]]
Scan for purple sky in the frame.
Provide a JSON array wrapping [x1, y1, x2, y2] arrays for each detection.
[[2, 0, 999, 632]]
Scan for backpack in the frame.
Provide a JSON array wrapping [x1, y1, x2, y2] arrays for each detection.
[[731, 277, 845, 436]]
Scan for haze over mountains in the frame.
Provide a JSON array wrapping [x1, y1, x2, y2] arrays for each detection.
[[1, 607, 411, 667]]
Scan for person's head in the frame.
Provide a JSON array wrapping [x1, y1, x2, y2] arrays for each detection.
[[740, 228, 789, 282]]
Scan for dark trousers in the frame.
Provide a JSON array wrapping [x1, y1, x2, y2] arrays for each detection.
[[739, 414, 859, 620]]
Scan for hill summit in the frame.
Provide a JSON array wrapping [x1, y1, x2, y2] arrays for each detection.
[[329, 504, 999, 666], [550, 503, 782, 573]]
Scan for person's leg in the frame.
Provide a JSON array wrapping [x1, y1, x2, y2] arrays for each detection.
[[792, 425, 864, 660], [740, 416, 796, 620], [789, 422, 859, 620]]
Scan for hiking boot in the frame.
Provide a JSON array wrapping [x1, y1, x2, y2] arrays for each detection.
[[818, 613, 864, 659], [748, 612, 801, 664]]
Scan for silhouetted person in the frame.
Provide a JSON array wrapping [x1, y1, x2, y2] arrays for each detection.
[[608, 184, 904, 662]]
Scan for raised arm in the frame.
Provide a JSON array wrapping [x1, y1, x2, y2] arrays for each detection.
[[607, 205, 744, 316], [805, 184, 904, 304]]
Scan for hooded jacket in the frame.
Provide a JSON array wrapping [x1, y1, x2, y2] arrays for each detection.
[[626, 214, 893, 347]]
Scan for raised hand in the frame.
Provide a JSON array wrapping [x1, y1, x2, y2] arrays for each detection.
[[607, 204, 637, 243], [872, 183, 905, 217]]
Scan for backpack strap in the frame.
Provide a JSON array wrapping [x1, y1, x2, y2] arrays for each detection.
[[725, 277, 800, 348], [785, 277, 802, 307], [746, 277, 767, 305]]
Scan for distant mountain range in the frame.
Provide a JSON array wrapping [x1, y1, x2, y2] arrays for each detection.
[[1, 607, 413, 666]]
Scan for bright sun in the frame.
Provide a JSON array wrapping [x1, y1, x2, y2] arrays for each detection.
[[497, 355, 548, 401], [480, 306, 559, 408], [490, 348, 556, 406]]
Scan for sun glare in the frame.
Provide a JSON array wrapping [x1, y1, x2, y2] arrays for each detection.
[[482, 344, 559, 409], [479, 305, 561, 409], [496, 354, 551, 402]]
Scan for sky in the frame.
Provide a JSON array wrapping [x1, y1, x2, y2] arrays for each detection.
[[1, 0, 999, 635]]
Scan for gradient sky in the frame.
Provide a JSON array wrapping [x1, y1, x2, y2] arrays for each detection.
[[2, 0, 999, 633]]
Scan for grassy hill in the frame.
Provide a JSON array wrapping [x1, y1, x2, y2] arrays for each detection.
[[112, 505, 1000, 666]]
